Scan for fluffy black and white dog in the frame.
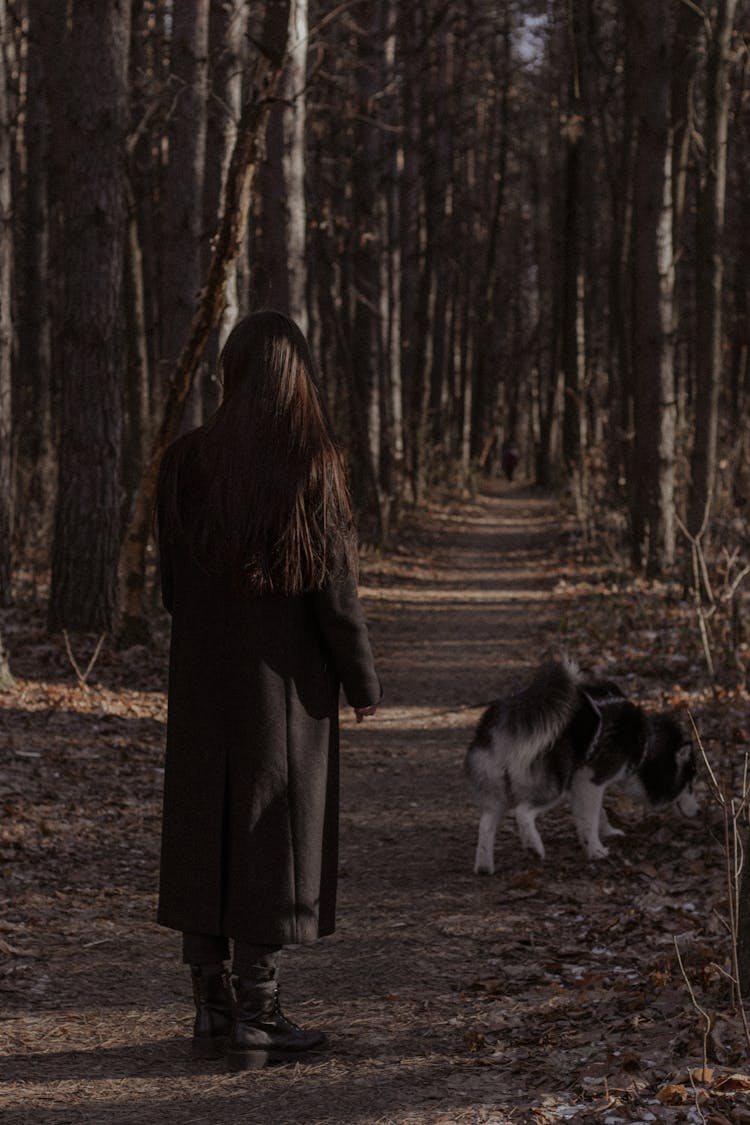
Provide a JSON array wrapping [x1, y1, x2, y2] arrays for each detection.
[[465, 659, 698, 873]]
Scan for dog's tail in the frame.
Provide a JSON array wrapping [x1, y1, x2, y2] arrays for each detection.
[[467, 657, 582, 775]]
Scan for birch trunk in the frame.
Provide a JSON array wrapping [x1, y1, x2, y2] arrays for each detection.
[[202, 0, 247, 416], [284, 0, 308, 332], [561, 0, 591, 515], [630, 0, 676, 576], [0, 626, 12, 690], [257, 0, 307, 327], [688, 0, 738, 535]]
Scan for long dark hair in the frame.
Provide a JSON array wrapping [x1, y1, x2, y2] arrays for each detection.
[[158, 311, 354, 594]]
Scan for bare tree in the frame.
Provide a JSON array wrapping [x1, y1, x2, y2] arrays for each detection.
[[42, 0, 131, 631], [349, 0, 386, 535], [161, 0, 210, 429], [15, 2, 55, 568], [201, 0, 249, 417], [0, 625, 12, 690], [206, 0, 247, 357], [5, 0, 749, 617], [629, 0, 676, 575], [472, 7, 512, 477], [560, 0, 592, 517], [0, 0, 13, 606], [671, 0, 703, 253], [256, 0, 307, 327], [285, 0, 308, 330], [119, 0, 291, 642], [688, 0, 739, 535]]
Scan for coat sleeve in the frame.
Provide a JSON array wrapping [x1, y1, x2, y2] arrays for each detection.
[[311, 572, 382, 709]]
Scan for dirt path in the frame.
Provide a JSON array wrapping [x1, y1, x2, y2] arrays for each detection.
[[0, 484, 733, 1123]]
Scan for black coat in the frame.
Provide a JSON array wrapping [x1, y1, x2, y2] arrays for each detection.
[[156, 451, 381, 946]]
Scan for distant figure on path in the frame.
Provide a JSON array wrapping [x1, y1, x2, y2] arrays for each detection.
[[501, 439, 519, 482], [156, 311, 381, 1071]]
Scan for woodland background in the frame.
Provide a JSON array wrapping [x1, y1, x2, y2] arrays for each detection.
[[0, 0, 747, 656], [1, 4, 750, 1119]]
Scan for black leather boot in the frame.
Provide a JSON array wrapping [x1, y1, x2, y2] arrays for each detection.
[[190, 963, 235, 1059], [226, 977, 326, 1071]]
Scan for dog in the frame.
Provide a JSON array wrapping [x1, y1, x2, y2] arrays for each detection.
[[464, 659, 698, 872]]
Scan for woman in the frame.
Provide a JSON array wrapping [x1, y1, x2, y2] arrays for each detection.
[[156, 311, 381, 1071]]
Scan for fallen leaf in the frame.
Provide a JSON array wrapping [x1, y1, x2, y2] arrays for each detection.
[[656, 1084, 689, 1105], [713, 1071, 750, 1092], [463, 1029, 486, 1051]]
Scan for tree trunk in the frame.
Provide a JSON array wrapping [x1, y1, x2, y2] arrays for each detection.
[[629, 0, 676, 576], [534, 2, 566, 489], [119, 4, 290, 643], [122, 175, 152, 533], [469, 8, 511, 469], [738, 825, 750, 994], [459, 284, 474, 486], [122, 0, 163, 524], [284, 0, 308, 331], [129, 0, 167, 419], [603, 9, 637, 543], [15, 6, 55, 569], [43, 0, 131, 632], [349, 0, 385, 537], [0, 625, 12, 690], [161, 0, 210, 430], [201, 0, 248, 416], [688, 0, 738, 535], [0, 0, 14, 606], [256, 0, 307, 327], [257, 78, 290, 313], [671, 0, 703, 253], [398, 5, 421, 502], [381, 0, 405, 514], [561, 0, 591, 516]]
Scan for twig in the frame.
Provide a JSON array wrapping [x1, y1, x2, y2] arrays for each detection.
[[690, 717, 750, 1048], [689, 713, 723, 802], [62, 631, 106, 690], [674, 936, 712, 1073], [675, 511, 716, 684], [723, 563, 750, 603], [711, 908, 732, 935], [685, 1065, 708, 1125]]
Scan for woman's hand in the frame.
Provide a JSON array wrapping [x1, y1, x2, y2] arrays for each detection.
[[354, 704, 378, 724]]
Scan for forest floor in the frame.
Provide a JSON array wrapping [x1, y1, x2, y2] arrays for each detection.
[[2, 480, 750, 1124]]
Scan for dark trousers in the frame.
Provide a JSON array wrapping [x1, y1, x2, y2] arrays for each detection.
[[182, 932, 282, 980]]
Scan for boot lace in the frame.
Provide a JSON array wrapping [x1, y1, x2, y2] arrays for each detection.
[[273, 988, 302, 1031]]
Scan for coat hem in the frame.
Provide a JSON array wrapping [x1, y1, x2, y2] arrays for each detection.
[[156, 910, 335, 946]]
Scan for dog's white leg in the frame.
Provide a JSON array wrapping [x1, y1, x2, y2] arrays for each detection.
[[570, 771, 609, 859], [599, 806, 624, 839], [515, 804, 545, 859], [474, 805, 502, 875]]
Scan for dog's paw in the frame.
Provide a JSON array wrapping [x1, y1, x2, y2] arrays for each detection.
[[517, 827, 545, 859], [474, 863, 495, 876], [519, 837, 545, 860], [586, 841, 609, 860], [602, 825, 625, 839]]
